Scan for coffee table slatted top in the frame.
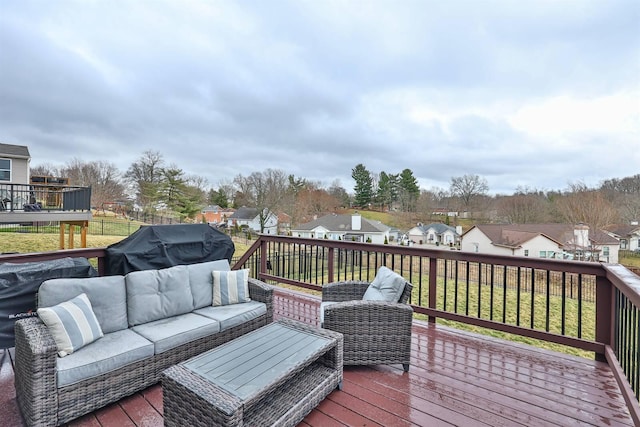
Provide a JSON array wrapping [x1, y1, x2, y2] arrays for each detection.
[[183, 322, 334, 400]]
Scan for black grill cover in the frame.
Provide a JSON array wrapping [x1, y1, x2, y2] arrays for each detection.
[[105, 223, 235, 276], [0, 257, 97, 349]]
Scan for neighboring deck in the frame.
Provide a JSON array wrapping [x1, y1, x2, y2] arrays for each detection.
[[0, 288, 634, 427]]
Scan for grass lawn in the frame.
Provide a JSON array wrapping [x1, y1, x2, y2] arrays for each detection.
[[0, 229, 251, 255]]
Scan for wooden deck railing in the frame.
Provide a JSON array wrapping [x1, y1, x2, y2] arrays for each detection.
[[233, 235, 640, 421], [0, 183, 91, 212], [0, 235, 638, 423]]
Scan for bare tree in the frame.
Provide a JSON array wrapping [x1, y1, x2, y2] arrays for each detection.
[[61, 158, 125, 209], [555, 182, 619, 232], [233, 169, 289, 232], [449, 174, 489, 211], [293, 188, 340, 224], [30, 163, 62, 178], [327, 179, 351, 208], [496, 187, 551, 224], [124, 150, 164, 212]]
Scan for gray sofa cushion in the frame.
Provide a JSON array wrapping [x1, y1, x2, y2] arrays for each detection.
[[132, 312, 220, 354], [38, 276, 128, 334], [194, 301, 266, 332], [126, 265, 194, 326], [187, 259, 231, 309], [56, 329, 154, 387]]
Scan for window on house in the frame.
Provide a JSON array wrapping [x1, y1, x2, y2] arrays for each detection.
[[524, 250, 529, 257], [620, 239, 628, 249], [539, 251, 547, 258], [0, 159, 10, 181], [603, 247, 610, 256]]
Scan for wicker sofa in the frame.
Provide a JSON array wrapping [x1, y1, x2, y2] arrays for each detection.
[[14, 260, 273, 427], [320, 266, 413, 372]]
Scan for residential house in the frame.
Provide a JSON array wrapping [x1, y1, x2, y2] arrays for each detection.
[[1, 143, 31, 210], [461, 223, 621, 263], [291, 212, 391, 244], [431, 207, 459, 217], [605, 222, 640, 252], [227, 207, 278, 234], [406, 223, 462, 247], [195, 205, 235, 225], [0, 142, 30, 185], [277, 212, 291, 235]]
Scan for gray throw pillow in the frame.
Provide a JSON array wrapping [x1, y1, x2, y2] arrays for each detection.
[[362, 266, 406, 302]]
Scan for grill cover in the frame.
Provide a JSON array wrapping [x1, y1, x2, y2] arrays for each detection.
[[0, 257, 97, 349], [105, 223, 235, 276]]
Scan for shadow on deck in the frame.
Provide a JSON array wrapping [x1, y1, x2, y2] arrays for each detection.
[[0, 287, 634, 426]]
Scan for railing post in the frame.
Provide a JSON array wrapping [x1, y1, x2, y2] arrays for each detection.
[[429, 257, 438, 324], [328, 247, 335, 284], [259, 238, 268, 277], [595, 274, 613, 362]]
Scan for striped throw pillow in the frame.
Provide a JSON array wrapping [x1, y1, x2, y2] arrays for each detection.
[[37, 293, 104, 357], [212, 269, 251, 306]]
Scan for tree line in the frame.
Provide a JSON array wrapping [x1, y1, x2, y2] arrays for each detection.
[[31, 151, 640, 233]]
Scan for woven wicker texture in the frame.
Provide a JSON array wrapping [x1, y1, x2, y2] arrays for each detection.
[[14, 277, 274, 426], [163, 319, 343, 427], [322, 279, 413, 371]]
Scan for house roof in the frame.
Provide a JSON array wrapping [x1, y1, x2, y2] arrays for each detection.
[[465, 223, 619, 248], [202, 205, 234, 213], [228, 207, 259, 220], [293, 213, 390, 233], [416, 223, 459, 236], [604, 223, 640, 237], [0, 143, 30, 159]]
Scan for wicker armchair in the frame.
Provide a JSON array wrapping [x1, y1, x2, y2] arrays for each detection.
[[321, 278, 413, 372]]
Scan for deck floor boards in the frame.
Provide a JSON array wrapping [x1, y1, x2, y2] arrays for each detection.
[[0, 287, 634, 427]]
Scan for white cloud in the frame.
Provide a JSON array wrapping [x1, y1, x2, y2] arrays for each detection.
[[509, 93, 640, 136]]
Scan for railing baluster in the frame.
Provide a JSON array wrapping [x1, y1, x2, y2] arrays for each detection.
[[475, 263, 481, 318]]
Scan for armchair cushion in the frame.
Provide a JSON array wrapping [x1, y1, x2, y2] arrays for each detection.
[[212, 269, 251, 306], [37, 293, 104, 357], [362, 266, 406, 302]]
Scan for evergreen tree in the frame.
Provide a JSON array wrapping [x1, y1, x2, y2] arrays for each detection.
[[377, 171, 399, 211], [352, 164, 373, 208], [398, 168, 420, 212]]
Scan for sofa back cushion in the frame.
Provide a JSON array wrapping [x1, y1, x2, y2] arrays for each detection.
[[38, 275, 128, 334], [126, 265, 193, 326], [187, 260, 231, 309]]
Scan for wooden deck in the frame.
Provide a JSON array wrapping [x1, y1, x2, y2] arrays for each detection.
[[0, 288, 635, 427]]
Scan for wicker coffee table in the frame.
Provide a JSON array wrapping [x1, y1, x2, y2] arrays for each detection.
[[162, 319, 343, 427]]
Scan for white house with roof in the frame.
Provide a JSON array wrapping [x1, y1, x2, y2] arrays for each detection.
[[227, 207, 277, 234], [461, 223, 621, 263], [291, 212, 391, 244], [605, 222, 640, 252], [406, 223, 462, 246], [0, 143, 30, 185]]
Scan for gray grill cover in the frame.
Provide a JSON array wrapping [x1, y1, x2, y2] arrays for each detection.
[[105, 224, 235, 276], [0, 257, 97, 348]]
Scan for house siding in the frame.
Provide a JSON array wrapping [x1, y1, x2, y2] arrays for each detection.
[[1, 157, 29, 184]]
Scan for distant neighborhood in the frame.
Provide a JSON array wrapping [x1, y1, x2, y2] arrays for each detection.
[[2, 141, 639, 264]]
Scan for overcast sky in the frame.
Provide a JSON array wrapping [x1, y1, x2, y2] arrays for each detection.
[[1, 0, 638, 195]]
